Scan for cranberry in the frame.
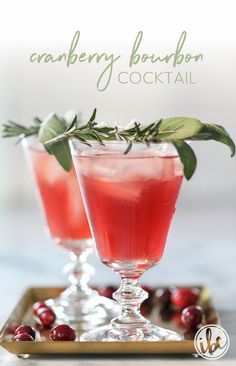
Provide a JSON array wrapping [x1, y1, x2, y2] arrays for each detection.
[[140, 301, 152, 316], [181, 305, 203, 328], [36, 307, 56, 327], [13, 333, 34, 342], [156, 288, 172, 306], [14, 324, 36, 340], [142, 286, 154, 298], [33, 301, 48, 315], [99, 286, 116, 299], [171, 288, 199, 309], [159, 307, 173, 322], [50, 324, 76, 341]]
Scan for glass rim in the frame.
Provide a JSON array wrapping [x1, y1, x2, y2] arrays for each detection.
[[21, 135, 45, 152], [70, 139, 179, 158]]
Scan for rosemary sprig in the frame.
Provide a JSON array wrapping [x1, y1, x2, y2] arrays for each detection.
[[2, 109, 235, 180], [44, 110, 235, 179], [2, 118, 41, 142]]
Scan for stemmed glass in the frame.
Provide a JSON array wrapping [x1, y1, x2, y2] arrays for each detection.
[[71, 140, 183, 341], [22, 137, 119, 328]]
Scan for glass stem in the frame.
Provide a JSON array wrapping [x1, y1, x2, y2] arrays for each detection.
[[111, 277, 150, 337], [65, 249, 94, 297]]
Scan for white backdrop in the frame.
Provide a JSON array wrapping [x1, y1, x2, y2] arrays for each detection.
[[0, 0, 236, 209]]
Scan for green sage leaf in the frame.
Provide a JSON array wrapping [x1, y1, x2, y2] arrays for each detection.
[[38, 113, 72, 171], [201, 124, 235, 157], [173, 140, 197, 180], [157, 117, 203, 140]]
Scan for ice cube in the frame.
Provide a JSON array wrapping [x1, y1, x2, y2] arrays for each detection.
[[97, 180, 144, 202]]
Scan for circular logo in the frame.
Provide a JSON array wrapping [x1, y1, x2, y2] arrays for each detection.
[[194, 324, 230, 360]]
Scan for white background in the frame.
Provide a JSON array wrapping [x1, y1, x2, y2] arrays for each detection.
[[0, 0, 236, 325], [0, 0, 236, 208]]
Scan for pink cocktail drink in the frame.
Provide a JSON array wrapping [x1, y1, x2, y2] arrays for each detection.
[[23, 138, 118, 324], [30, 148, 91, 242], [74, 145, 183, 269], [72, 142, 184, 341]]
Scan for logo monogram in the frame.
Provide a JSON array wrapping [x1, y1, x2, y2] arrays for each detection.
[[194, 325, 230, 360]]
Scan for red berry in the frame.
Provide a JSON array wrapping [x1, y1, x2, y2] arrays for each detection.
[[36, 307, 56, 327], [13, 333, 34, 342], [181, 305, 203, 329], [156, 288, 172, 306], [99, 286, 116, 299], [50, 324, 76, 341], [15, 325, 36, 340], [140, 301, 152, 316], [159, 307, 173, 322], [171, 288, 199, 309], [33, 301, 48, 315]]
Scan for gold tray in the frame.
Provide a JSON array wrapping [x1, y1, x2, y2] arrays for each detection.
[[0, 286, 219, 356]]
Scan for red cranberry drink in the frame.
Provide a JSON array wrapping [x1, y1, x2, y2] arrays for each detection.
[[22, 138, 118, 325], [73, 142, 183, 269], [72, 141, 184, 341], [30, 148, 91, 241]]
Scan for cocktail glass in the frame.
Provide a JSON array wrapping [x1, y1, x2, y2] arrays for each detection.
[[22, 137, 119, 327], [71, 141, 183, 341]]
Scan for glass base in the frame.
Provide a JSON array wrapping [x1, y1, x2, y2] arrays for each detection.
[[48, 238, 120, 329], [80, 323, 182, 342], [47, 289, 120, 330]]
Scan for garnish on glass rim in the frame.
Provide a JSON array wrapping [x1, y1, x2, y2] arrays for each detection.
[[2, 109, 235, 180]]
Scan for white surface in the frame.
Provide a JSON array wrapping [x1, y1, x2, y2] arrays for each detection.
[[0, 353, 236, 366]]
